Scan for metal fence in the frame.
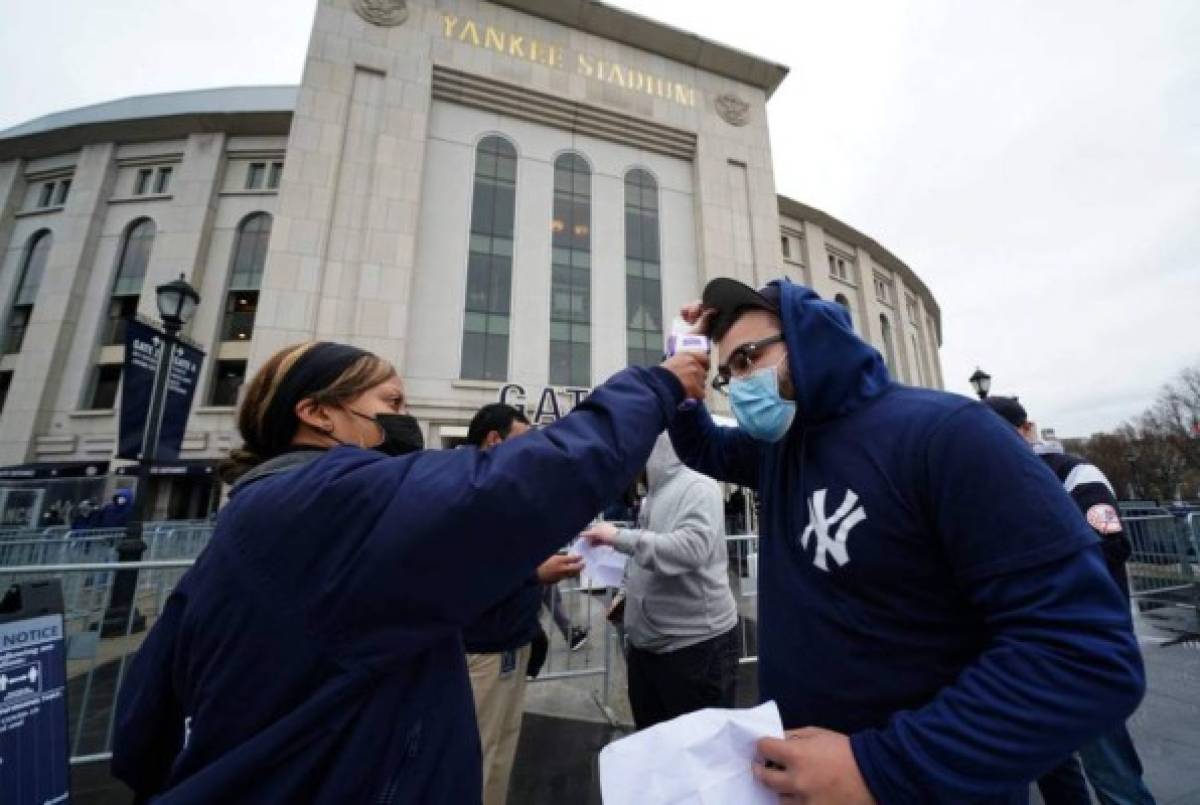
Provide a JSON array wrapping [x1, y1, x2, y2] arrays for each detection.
[[0, 548, 617, 766], [1126, 513, 1200, 609], [0, 560, 193, 766], [727, 533, 760, 666]]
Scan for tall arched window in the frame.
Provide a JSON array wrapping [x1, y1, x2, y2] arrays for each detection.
[[625, 169, 662, 367], [5, 230, 51, 354], [222, 213, 272, 342], [834, 293, 853, 328], [208, 213, 273, 406], [104, 218, 156, 345], [549, 153, 592, 386], [911, 333, 926, 385], [879, 313, 897, 373], [461, 136, 517, 381]]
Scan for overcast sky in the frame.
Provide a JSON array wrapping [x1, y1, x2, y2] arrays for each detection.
[[1, 1, 1196, 435]]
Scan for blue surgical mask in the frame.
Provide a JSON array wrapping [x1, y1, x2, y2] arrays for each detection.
[[729, 361, 796, 442]]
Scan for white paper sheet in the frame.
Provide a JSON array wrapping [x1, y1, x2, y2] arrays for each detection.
[[599, 701, 784, 805], [569, 537, 628, 588]]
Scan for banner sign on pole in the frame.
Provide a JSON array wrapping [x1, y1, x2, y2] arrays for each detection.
[[118, 318, 206, 461], [0, 580, 69, 805]]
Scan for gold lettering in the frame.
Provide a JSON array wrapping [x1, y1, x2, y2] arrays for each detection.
[[484, 26, 505, 53], [610, 64, 627, 88], [674, 85, 696, 107], [509, 35, 525, 59], [460, 20, 481, 46], [577, 53, 594, 77], [529, 39, 543, 64], [655, 77, 667, 99], [442, 15, 459, 38], [547, 46, 565, 69], [628, 69, 646, 93]]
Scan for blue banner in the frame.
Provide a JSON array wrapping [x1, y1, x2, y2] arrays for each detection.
[[118, 318, 206, 461]]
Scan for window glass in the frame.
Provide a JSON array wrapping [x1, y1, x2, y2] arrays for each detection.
[[209, 360, 247, 406], [549, 153, 592, 386], [155, 167, 172, 195], [247, 163, 266, 190], [624, 169, 662, 367], [88, 365, 122, 410]]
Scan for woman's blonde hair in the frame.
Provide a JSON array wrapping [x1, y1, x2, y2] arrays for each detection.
[[219, 342, 395, 484]]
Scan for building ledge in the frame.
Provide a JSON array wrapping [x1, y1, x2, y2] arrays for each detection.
[[69, 409, 115, 419], [109, 194, 173, 205], [14, 206, 64, 218]]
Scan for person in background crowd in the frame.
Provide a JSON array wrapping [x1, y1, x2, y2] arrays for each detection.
[[986, 395, 1156, 805], [667, 277, 1144, 804], [97, 491, 133, 529], [582, 433, 739, 729], [112, 341, 708, 804], [461, 402, 586, 805]]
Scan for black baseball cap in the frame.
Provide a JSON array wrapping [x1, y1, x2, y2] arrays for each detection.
[[701, 278, 781, 341], [983, 396, 1028, 428]]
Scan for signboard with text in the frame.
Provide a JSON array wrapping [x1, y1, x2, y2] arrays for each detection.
[[0, 581, 68, 805], [118, 318, 206, 461]]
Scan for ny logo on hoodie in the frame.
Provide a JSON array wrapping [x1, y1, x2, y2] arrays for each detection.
[[800, 489, 867, 571]]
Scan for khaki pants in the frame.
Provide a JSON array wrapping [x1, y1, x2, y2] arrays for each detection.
[[467, 644, 531, 805]]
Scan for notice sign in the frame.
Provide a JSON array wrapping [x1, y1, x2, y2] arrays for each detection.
[[0, 584, 69, 805]]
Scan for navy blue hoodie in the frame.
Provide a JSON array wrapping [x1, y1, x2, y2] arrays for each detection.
[[112, 365, 684, 804], [669, 280, 1144, 803]]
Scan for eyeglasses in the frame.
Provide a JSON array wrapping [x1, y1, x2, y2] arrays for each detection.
[[712, 335, 785, 393]]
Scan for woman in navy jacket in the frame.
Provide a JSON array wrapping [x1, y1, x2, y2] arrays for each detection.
[[112, 341, 706, 803]]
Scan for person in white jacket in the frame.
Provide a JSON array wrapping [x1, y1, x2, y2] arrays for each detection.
[[583, 433, 739, 729]]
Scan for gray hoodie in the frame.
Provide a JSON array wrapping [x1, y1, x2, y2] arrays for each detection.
[[613, 434, 738, 653]]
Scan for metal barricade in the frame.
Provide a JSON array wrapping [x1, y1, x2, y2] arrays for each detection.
[[1125, 513, 1200, 618], [0, 560, 193, 766], [726, 533, 760, 666]]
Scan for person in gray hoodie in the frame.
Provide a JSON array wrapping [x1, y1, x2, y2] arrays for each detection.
[[582, 433, 740, 729]]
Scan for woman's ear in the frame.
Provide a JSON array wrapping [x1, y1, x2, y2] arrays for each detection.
[[295, 398, 334, 435]]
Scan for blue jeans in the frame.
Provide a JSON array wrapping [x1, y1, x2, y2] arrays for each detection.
[[1078, 724, 1156, 805]]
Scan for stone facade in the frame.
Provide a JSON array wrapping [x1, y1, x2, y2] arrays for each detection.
[[0, 0, 943, 494]]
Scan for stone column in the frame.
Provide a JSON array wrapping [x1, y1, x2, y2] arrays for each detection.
[[250, 0, 434, 374], [0, 143, 116, 465]]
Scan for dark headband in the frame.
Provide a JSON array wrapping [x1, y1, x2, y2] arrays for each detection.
[[261, 342, 370, 450]]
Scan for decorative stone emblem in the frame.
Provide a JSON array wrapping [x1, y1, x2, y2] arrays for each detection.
[[715, 93, 751, 127], [353, 0, 409, 27]]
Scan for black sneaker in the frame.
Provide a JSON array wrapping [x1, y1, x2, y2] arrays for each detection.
[[569, 627, 590, 652]]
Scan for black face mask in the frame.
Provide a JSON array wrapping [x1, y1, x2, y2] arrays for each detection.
[[351, 411, 425, 456]]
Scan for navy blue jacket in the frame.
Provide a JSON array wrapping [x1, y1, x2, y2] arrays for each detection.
[[111, 365, 684, 804], [669, 280, 1144, 804], [461, 577, 542, 654]]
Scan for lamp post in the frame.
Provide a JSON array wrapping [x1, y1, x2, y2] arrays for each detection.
[[1124, 449, 1140, 501], [102, 275, 200, 637], [968, 367, 992, 400]]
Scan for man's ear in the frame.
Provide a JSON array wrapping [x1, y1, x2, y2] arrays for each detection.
[[295, 398, 334, 434]]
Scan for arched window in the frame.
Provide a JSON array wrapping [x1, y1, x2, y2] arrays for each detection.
[[879, 313, 897, 373], [911, 333, 926, 385], [834, 293, 853, 328], [549, 153, 592, 387], [5, 230, 51, 354], [461, 136, 517, 381], [104, 218, 156, 345], [209, 213, 273, 406], [625, 169, 662, 367], [222, 213, 272, 342]]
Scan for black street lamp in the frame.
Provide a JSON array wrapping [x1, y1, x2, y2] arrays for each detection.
[[102, 274, 200, 637], [1124, 449, 1140, 501], [969, 367, 992, 400]]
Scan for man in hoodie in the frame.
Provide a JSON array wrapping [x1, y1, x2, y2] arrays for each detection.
[[582, 433, 739, 729], [668, 277, 1145, 804]]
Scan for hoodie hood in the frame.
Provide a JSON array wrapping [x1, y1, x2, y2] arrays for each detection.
[[645, 432, 685, 491], [770, 279, 891, 426]]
